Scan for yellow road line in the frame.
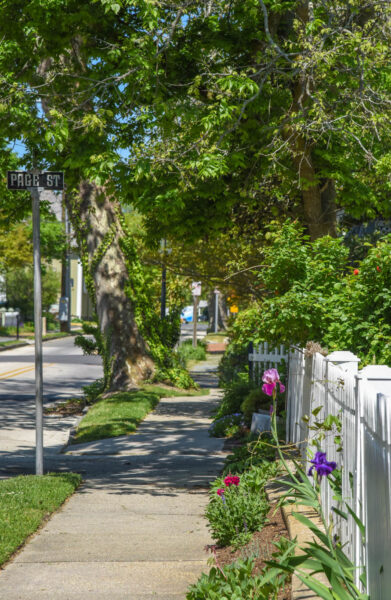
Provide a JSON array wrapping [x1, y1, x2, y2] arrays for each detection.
[[0, 363, 54, 380]]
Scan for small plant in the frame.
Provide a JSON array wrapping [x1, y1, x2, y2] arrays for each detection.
[[223, 435, 278, 475], [240, 388, 270, 424], [206, 469, 270, 548], [208, 413, 244, 438], [186, 558, 266, 600], [213, 380, 256, 420], [176, 339, 207, 367]]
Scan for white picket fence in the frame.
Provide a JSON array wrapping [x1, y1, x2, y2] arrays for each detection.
[[286, 347, 391, 598], [248, 341, 288, 385]]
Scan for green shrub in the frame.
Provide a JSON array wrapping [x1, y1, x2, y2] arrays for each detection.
[[240, 388, 272, 425], [205, 466, 270, 548], [209, 413, 244, 438], [218, 345, 249, 385], [223, 440, 280, 476], [214, 380, 256, 420], [176, 339, 207, 367], [186, 558, 267, 600]]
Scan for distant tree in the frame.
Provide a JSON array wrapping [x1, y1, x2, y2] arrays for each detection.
[[5, 267, 60, 320]]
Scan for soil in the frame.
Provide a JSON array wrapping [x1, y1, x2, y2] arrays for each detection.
[[44, 399, 86, 416], [208, 503, 291, 600]]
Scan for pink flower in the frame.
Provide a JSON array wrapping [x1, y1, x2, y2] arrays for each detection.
[[216, 488, 225, 497], [262, 368, 285, 396], [223, 475, 240, 487]]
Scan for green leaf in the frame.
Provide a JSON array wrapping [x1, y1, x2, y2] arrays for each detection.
[[296, 573, 334, 600]]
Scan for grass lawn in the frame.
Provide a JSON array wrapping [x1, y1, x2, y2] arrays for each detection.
[[72, 384, 210, 444], [0, 473, 82, 566]]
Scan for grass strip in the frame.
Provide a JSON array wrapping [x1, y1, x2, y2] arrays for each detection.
[[73, 389, 161, 444], [73, 384, 210, 444], [0, 473, 82, 566]]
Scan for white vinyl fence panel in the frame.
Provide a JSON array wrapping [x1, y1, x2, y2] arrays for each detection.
[[285, 348, 391, 599]]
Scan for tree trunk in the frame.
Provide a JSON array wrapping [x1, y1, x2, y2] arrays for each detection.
[[71, 181, 155, 390], [286, 1, 337, 240], [207, 290, 228, 332]]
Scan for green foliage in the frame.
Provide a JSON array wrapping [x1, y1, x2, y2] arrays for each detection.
[[228, 221, 391, 366], [0, 473, 81, 566], [5, 267, 59, 320], [218, 347, 249, 386], [214, 381, 256, 420], [186, 558, 267, 600], [222, 437, 279, 476], [205, 466, 271, 548], [209, 413, 244, 438], [176, 339, 207, 368], [75, 321, 112, 390], [241, 389, 272, 425]]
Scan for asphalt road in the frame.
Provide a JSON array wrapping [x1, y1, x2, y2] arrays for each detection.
[[0, 336, 103, 469], [0, 326, 210, 477], [0, 335, 102, 403]]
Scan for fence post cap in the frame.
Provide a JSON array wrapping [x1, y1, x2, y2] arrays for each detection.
[[327, 351, 361, 373], [359, 365, 391, 380]]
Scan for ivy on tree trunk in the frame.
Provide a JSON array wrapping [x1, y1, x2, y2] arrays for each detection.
[[70, 181, 155, 390]]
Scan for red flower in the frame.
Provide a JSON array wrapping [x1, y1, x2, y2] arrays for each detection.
[[216, 488, 225, 497], [224, 475, 240, 487], [353, 269, 359, 275], [377, 266, 381, 272]]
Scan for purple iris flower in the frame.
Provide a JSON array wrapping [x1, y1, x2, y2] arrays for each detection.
[[308, 451, 337, 479]]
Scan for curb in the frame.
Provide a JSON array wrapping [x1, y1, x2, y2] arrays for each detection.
[[0, 342, 30, 352], [0, 333, 76, 352]]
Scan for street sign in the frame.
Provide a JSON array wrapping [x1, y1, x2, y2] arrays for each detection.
[[5, 168, 65, 475], [191, 281, 202, 296], [7, 171, 64, 191]]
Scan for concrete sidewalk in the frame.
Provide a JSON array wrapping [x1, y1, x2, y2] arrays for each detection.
[[0, 361, 226, 599]]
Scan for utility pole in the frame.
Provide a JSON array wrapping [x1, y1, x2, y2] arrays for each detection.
[[191, 282, 201, 348], [60, 196, 71, 332], [214, 288, 220, 333]]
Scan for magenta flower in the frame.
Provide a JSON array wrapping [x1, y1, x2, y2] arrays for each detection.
[[308, 452, 337, 479], [262, 368, 285, 396], [223, 475, 240, 487], [216, 488, 225, 496]]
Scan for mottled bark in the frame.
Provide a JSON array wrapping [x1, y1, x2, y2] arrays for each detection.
[[74, 181, 155, 390]]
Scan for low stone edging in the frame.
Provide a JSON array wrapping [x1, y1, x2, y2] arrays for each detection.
[[266, 478, 327, 600]]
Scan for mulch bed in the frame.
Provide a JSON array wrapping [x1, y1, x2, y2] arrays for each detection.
[[207, 503, 291, 600]]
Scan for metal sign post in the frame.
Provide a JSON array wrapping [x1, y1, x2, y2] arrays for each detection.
[[8, 170, 64, 475], [31, 187, 44, 475]]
